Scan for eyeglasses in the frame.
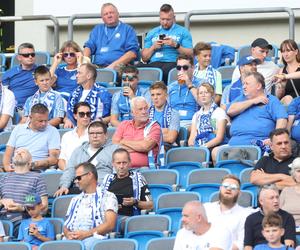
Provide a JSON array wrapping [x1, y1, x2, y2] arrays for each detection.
[[78, 111, 91, 118], [176, 65, 189, 71], [221, 183, 239, 191], [88, 131, 104, 136], [74, 172, 90, 181], [122, 74, 137, 81], [63, 52, 76, 58], [19, 53, 36, 58]]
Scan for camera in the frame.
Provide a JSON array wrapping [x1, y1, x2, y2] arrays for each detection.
[[159, 34, 166, 40]]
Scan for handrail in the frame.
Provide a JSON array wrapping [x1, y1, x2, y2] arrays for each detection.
[[0, 15, 60, 54], [184, 7, 295, 40], [67, 12, 160, 41]]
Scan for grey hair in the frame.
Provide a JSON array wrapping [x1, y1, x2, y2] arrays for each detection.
[[131, 96, 148, 111], [184, 200, 207, 220], [258, 184, 279, 199], [18, 43, 35, 54], [13, 148, 32, 167]]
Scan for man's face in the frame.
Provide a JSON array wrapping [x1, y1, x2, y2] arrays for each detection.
[[74, 105, 91, 127], [101, 5, 119, 27], [132, 100, 149, 123], [251, 46, 269, 62], [17, 47, 36, 67], [176, 59, 194, 81], [113, 152, 130, 179], [262, 226, 284, 245], [122, 72, 139, 90], [219, 178, 240, 206], [240, 62, 257, 77], [150, 88, 167, 109], [243, 75, 261, 99], [88, 126, 107, 148], [159, 11, 175, 30], [181, 204, 199, 232], [270, 133, 292, 161], [30, 112, 48, 131], [259, 189, 280, 213], [76, 65, 89, 86], [35, 73, 51, 93], [74, 166, 91, 191], [196, 50, 211, 68]]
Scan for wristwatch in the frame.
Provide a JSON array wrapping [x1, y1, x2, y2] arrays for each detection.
[[175, 43, 180, 49], [188, 85, 195, 91]]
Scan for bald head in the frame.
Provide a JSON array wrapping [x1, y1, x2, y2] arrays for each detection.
[[184, 201, 207, 220], [13, 148, 32, 167]]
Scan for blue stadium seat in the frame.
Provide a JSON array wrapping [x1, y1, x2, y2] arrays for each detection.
[[96, 68, 117, 86], [0, 242, 31, 250], [91, 239, 138, 250], [0, 53, 6, 72], [39, 240, 85, 250], [186, 183, 220, 203], [217, 65, 235, 89], [167, 67, 177, 85], [146, 237, 176, 250]]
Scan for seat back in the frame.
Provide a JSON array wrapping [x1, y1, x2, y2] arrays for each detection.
[[39, 240, 85, 250], [146, 236, 175, 250], [91, 239, 138, 250], [217, 65, 235, 88], [96, 68, 117, 85], [41, 172, 63, 198], [137, 67, 163, 83], [107, 87, 122, 95], [0, 242, 31, 250], [216, 145, 261, 162], [0, 53, 6, 71], [10, 51, 51, 68], [240, 168, 254, 184], [210, 190, 255, 207], [140, 169, 178, 186], [175, 127, 188, 147], [0, 131, 12, 151], [167, 67, 177, 85], [186, 184, 220, 203], [47, 217, 64, 237], [107, 127, 116, 140], [58, 128, 72, 139], [51, 195, 76, 219], [165, 147, 210, 165], [2, 220, 13, 238], [187, 168, 231, 186], [215, 160, 254, 177]]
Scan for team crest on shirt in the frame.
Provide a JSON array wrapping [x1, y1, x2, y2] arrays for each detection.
[[115, 33, 121, 38]]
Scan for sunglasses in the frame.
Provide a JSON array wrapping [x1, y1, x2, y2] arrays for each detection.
[[176, 65, 189, 71], [63, 52, 76, 58], [74, 172, 90, 181], [78, 111, 91, 118], [122, 74, 137, 81], [221, 183, 239, 191], [19, 53, 36, 58]]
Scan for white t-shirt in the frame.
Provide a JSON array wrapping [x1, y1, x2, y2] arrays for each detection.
[[174, 223, 233, 250], [0, 87, 16, 131]]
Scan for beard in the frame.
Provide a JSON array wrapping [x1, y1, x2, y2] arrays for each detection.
[[219, 192, 239, 207]]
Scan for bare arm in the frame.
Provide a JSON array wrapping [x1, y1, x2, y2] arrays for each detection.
[[3, 146, 14, 172], [33, 149, 60, 170], [0, 114, 12, 130], [57, 159, 66, 171], [49, 117, 63, 128], [49, 53, 62, 86], [107, 51, 137, 70], [83, 47, 91, 58], [110, 114, 121, 127], [244, 246, 253, 250], [287, 115, 295, 132], [275, 118, 287, 129], [162, 128, 178, 144], [120, 138, 157, 153], [284, 239, 295, 248], [41, 196, 49, 214]]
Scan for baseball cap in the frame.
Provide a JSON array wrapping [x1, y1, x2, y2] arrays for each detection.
[[288, 157, 300, 170], [251, 38, 273, 50], [24, 194, 42, 208], [237, 55, 261, 66]]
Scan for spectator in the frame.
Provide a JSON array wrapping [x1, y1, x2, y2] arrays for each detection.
[[18, 194, 54, 250], [83, 3, 139, 70], [193, 42, 223, 105], [0, 221, 4, 241], [58, 102, 90, 171], [55, 121, 118, 196], [244, 184, 296, 249], [226, 72, 287, 146], [0, 80, 16, 132], [140, 3, 193, 83], [232, 38, 280, 94], [3, 104, 60, 172], [188, 83, 227, 149], [21, 65, 65, 128], [0, 148, 48, 236], [112, 96, 161, 169], [110, 66, 150, 127], [280, 157, 300, 228], [250, 128, 296, 190], [275, 39, 300, 105], [287, 96, 300, 143], [204, 174, 255, 250], [168, 54, 199, 128], [221, 55, 260, 110], [254, 213, 294, 250], [174, 200, 232, 250], [149, 81, 180, 146], [2, 42, 38, 110], [101, 148, 153, 230], [63, 162, 118, 250], [50, 40, 89, 100], [64, 63, 112, 128]]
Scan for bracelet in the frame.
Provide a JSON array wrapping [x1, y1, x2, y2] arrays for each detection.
[[175, 43, 180, 49], [188, 85, 195, 91]]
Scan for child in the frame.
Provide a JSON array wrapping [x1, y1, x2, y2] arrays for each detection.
[[254, 213, 294, 250], [21, 65, 65, 127], [18, 194, 54, 249]]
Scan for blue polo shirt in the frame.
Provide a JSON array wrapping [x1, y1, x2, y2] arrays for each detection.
[[287, 96, 300, 142], [2, 65, 38, 108]]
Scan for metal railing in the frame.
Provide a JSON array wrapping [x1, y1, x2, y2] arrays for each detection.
[[184, 7, 295, 40], [0, 15, 60, 54], [67, 12, 160, 41]]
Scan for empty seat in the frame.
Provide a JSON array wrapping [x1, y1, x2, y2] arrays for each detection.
[[96, 68, 117, 86], [146, 237, 175, 250], [217, 65, 235, 88], [39, 240, 85, 250], [0, 242, 31, 250], [165, 147, 210, 165], [167, 67, 177, 85], [137, 67, 163, 83], [41, 172, 63, 198], [187, 168, 231, 186], [51, 195, 76, 219], [91, 239, 138, 250], [239, 167, 254, 184]]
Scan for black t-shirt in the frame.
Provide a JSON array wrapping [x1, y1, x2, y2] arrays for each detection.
[[108, 175, 150, 216], [244, 209, 296, 247]]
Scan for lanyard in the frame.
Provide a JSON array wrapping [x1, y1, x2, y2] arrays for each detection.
[[104, 22, 121, 45]]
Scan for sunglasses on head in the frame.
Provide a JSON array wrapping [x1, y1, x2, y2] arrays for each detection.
[[78, 111, 91, 118], [122, 74, 137, 81], [19, 53, 36, 58], [176, 65, 189, 71], [74, 172, 89, 181], [63, 52, 76, 58]]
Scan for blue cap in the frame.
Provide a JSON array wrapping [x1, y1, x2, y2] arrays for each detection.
[[237, 55, 261, 66], [24, 194, 42, 207]]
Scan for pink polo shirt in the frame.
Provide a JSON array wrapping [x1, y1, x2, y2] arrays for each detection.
[[114, 120, 161, 168]]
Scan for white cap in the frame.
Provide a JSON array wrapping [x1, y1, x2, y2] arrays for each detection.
[[288, 157, 300, 170]]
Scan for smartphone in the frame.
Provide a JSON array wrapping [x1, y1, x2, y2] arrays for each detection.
[[159, 34, 166, 40]]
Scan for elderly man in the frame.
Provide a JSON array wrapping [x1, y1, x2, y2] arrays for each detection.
[[174, 200, 232, 250], [55, 120, 118, 196], [112, 96, 161, 169], [2, 42, 38, 109], [83, 3, 139, 69], [64, 63, 112, 128], [204, 175, 254, 250], [140, 4, 193, 83], [231, 38, 280, 94], [3, 104, 60, 172], [244, 184, 296, 249], [110, 66, 150, 127], [226, 71, 287, 146], [250, 128, 296, 189], [63, 162, 118, 250]]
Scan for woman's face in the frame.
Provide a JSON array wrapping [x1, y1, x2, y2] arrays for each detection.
[[281, 44, 298, 64], [62, 47, 77, 65], [293, 168, 300, 183], [197, 85, 213, 106]]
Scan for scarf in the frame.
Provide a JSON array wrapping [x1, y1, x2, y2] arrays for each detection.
[[205, 65, 217, 89], [30, 89, 56, 117], [148, 103, 172, 128]]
